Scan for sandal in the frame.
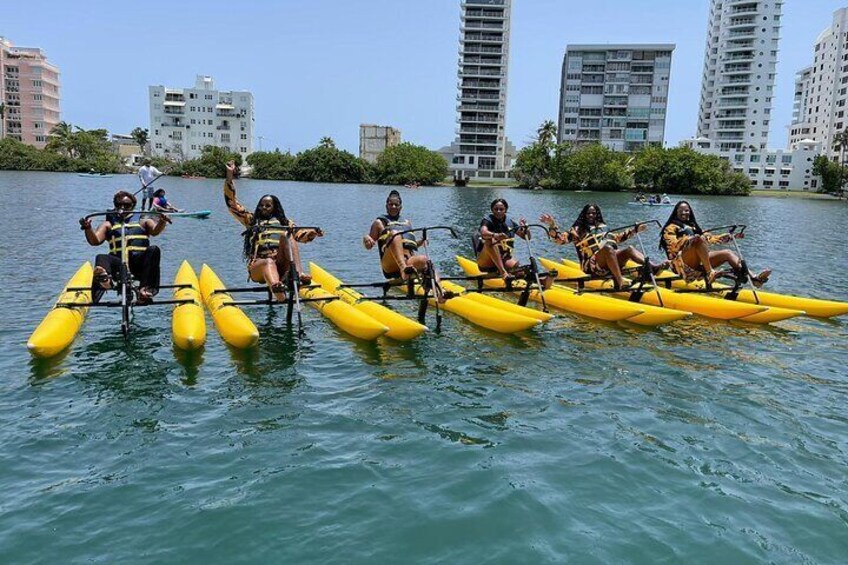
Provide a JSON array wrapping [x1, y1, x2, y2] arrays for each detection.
[[651, 261, 670, 276], [270, 281, 287, 302], [751, 268, 771, 289], [136, 287, 155, 305], [299, 273, 312, 285], [93, 266, 113, 290], [401, 265, 418, 280]]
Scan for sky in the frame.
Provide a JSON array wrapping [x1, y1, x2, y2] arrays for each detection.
[[4, 0, 846, 154]]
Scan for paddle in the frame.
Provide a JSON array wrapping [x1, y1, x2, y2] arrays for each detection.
[[133, 171, 167, 198]]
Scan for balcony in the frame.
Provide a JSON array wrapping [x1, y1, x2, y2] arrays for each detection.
[[463, 9, 505, 19], [457, 93, 502, 102], [461, 68, 504, 78], [462, 0, 506, 6], [462, 21, 504, 31], [458, 125, 498, 134], [462, 55, 503, 66], [723, 53, 754, 62], [460, 79, 501, 89], [216, 125, 231, 131], [462, 33, 504, 43], [459, 116, 501, 124], [461, 45, 502, 55], [728, 30, 756, 39]]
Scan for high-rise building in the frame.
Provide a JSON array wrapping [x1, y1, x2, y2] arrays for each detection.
[[149, 75, 254, 161], [787, 8, 848, 158], [557, 44, 674, 152], [0, 37, 60, 149], [696, 0, 783, 154], [444, 0, 514, 179], [359, 124, 401, 164]]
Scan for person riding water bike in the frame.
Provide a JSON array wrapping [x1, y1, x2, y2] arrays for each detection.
[[659, 200, 771, 287], [475, 198, 552, 288], [540, 204, 668, 290], [79, 190, 170, 304], [223, 160, 323, 302], [362, 189, 452, 303]]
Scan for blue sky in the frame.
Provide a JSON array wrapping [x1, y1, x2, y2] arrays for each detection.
[[4, 0, 845, 153]]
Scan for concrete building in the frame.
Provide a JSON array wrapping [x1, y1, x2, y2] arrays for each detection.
[[149, 75, 254, 160], [787, 8, 848, 159], [443, 0, 514, 179], [557, 44, 674, 152], [359, 124, 401, 164], [696, 0, 783, 154], [682, 137, 822, 191], [788, 66, 813, 149], [0, 37, 60, 149]]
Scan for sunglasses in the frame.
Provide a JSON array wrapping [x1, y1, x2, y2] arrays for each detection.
[[116, 201, 134, 210]]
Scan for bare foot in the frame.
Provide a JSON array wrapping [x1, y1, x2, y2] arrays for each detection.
[[751, 268, 771, 288], [93, 266, 112, 290], [271, 281, 287, 302], [137, 287, 154, 305]]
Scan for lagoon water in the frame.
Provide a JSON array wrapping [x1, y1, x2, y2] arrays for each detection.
[[1, 171, 847, 563]]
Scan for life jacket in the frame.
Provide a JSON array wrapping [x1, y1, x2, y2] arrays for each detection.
[[574, 224, 614, 262], [106, 213, 149, 256], [480, 214, 517, 253], [376, 214, 417, 257], [249, 217, 290, 257]]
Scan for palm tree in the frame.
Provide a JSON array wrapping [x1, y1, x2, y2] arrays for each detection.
[[832, 130, 848, 196], [319, 136, 336, 149], [48, 121, 74, 156], [536, 120, 557, 147]]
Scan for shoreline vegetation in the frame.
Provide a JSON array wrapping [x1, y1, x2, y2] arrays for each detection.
[[1, 120, 842, 198]]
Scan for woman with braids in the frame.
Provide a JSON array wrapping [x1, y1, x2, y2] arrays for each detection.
[[540, 204, 667, 290], [659, 200, 770, 287], [363, 189, 452, 303], [223, 161, 323, 302]]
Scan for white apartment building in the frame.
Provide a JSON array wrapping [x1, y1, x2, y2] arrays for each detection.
[[557, 44, 674, 152], [443, 0, 514, 178], [788, 66, 813, 148], [683, 137, 822, 191], [787, 8, 848, 159], [149, 75, 254, 161], [696, 0, 783, 154]]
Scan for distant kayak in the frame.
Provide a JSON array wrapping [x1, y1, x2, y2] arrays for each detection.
[[181, 175, 206, 180], [628, 201, 673, 207], [168, 210, 211, 219], [77, 173, 114, 178]]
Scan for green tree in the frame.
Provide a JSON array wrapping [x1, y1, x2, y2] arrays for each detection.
[[131, 127, 149, 155], [46, 121, 74, 157], [512, 142, 552, 188], [812, 155, 843, 194], [291, 142, 368, 183], [246, 149, 297, 180], [374, 142, 448, 185], [552, 144, 631, 191], [319, 136, 336, 149], [172, 145, 242, 178], [536, 120, 557, 147]]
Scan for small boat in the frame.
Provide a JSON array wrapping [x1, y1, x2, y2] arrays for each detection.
[[167, 210, 212, 219], [404, 182, 421, 189], [627, 200, 674, 207], [181, 174, 206, 180], [77, 173, 114, 178]]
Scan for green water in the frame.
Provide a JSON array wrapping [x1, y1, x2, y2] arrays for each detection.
[[2, 171, 847, 563]]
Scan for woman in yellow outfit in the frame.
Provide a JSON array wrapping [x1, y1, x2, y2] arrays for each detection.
[[659, 200, 770, 286], [541, 204, 666, 290], [223, 161, 323, 302]]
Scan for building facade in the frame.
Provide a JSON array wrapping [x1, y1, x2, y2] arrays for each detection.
[[557, 44, 674, 152], [683, 137, 822, 191], [787, 8, 848, 159], [445, 0, 513, 178], [359, 124, 401, 164], [0, 37, 60, 149], [149, 75, 254, 161], [696, 0, 783, 154]]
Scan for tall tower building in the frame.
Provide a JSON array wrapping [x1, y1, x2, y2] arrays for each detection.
[[787, 8, 848, 158], [0, 37, 61, 149], [557, 44, 674, 152], [448, 0, 513, 177], [149, 75, 254, 161], [696, 0, 783, 154]]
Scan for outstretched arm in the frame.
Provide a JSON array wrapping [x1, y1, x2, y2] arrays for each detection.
[[223, 161, 253, 228]]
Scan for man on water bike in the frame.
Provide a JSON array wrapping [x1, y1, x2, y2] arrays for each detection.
[[79, 190, 170, 304], [362, 189, 451, 303]]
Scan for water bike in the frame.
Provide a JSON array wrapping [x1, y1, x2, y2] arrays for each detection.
[[314, 226, 551, 337], [28, 211, 205, 357], [200, 225, 393, 347], [541, 223, 848, 322]]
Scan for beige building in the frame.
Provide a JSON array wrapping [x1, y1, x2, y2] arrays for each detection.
[[0, 37, 61, 149], [359, 124, 401, 164]]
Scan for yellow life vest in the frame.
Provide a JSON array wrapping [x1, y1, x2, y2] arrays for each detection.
[[107, 213, 149, 256], [574, 225, 613, 261], [376, 215, 418, 257], [252, 218, 290, 257]]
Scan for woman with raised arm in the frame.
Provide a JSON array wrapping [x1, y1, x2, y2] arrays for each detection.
[[223, 160, 322, 302]]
